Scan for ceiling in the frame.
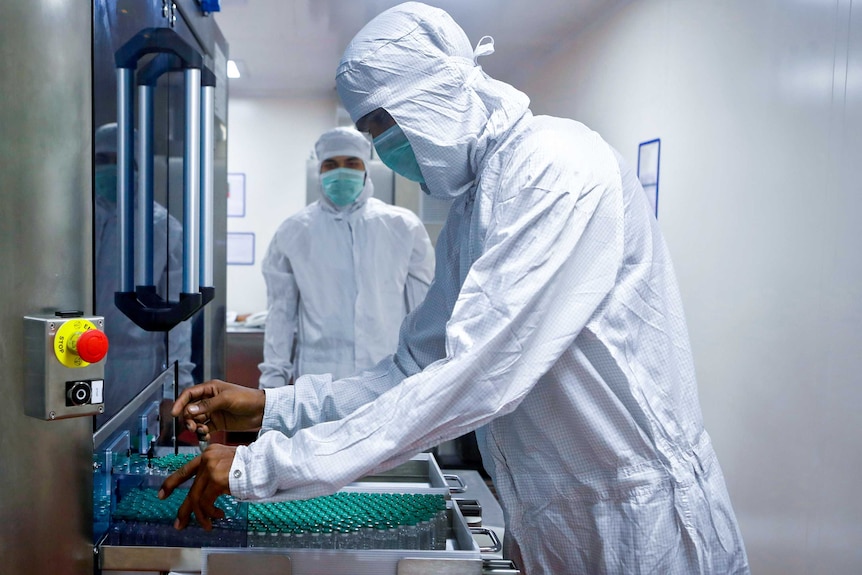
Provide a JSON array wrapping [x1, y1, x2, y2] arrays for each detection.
[[214, 0, 628, 100]]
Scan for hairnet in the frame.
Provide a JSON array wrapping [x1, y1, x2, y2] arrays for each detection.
[[315, 127, 372, 163]]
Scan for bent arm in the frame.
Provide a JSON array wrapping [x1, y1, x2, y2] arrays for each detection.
[[232, 136, 627, 502], [232, 161, 625, 500], [259, 356, 410, 437]]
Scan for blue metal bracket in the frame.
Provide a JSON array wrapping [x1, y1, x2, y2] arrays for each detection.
[[198, 0, 221, 14]]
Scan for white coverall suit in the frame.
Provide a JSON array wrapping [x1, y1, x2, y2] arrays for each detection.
[[228, 3, 751, 574], [258, 128, 435, 387]]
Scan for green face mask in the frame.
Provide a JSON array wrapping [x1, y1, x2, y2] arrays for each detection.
[[321, 167, 365, 206], [373, 124, 425, 184], [94, 164, 118, 202]]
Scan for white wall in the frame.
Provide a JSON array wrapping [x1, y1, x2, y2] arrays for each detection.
[[226, 97, 338, 313], [523, 1, 861, 573]]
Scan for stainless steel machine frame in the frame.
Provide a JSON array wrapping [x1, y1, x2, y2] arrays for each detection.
[[0, 2, 227, 574], [1, 2, 94, 574]]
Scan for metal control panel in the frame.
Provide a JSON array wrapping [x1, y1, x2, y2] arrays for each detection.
[[24, 313, 108, 420]]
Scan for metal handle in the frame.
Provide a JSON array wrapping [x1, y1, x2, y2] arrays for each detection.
[[454, 498, 482, 516], [114, 27, 202, 69], [470, 527, 502, 553], [444, 473, 467, 493], [482, 558, 522, 574], [113, 29, 215, 332], [136, 82, 155, 286], [200, 83, 215, 288], [116, 67, 135, 293], [183, 66, 201, 294]]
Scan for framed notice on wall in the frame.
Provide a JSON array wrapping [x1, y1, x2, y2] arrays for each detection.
[[637, 139, 661, 218], [227, 173, 246, 218], [227, 232, 255, 265]]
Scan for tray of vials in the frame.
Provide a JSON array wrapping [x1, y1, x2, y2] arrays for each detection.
[[97, 453, 484, 574]]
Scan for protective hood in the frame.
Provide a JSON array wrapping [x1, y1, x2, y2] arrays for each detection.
[[314, 126, 374, 211], [336, 2, 530, 200]]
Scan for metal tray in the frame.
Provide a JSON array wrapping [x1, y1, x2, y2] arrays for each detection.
[[344, 452, 466, 495]]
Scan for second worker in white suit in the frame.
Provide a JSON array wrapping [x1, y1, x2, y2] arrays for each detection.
[[258, 127, 435, 388]]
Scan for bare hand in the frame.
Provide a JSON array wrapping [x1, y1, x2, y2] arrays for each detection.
[[171, 379, 266, 441], [158, 443, 237, 530]]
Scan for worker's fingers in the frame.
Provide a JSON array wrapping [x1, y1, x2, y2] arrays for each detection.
[[182, 396, 213, 419], [168, 444, 234, 531], [182, 475, 226, 531], [171, 472, 223, 531], [186, 413, 213, 433], [188, 474, 213, 531], [158, 455, 201, 499], [182, 461, 209, 530], [181, 401, 214, 432], [193, 503, 212, 530], [171, 385, 208, 418], [174, 492, 193, 530], [192, 501, 225, 531], [194, 423, 213, 446], [171, 380, 227, 418], [199, 492, 226, 522]]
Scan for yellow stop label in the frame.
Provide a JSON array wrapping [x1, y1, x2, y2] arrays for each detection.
[[54, 318, 98, 368]]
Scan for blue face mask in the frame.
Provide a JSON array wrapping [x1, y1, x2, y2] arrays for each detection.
[[94, 164, 118, 202], [320, 167, 365, 206], [373, 124, 425, 183]]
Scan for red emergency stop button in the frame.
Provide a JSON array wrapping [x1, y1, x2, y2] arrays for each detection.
[[76, 329, 109, 363]]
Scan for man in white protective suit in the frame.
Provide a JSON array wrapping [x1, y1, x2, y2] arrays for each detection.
[[257, 126, 435, 388], [160, 4, 750, 574]]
